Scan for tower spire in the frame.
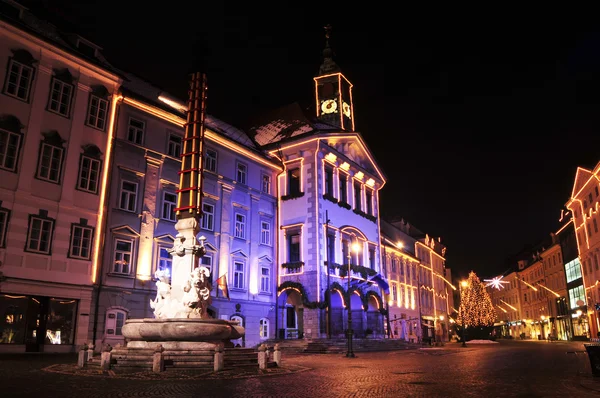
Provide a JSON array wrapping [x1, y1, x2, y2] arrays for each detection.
[[318, 24, 340, 76]]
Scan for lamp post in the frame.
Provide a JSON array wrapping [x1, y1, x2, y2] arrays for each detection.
[[346, 238, 360, 358], [460, 280, 468, 347]]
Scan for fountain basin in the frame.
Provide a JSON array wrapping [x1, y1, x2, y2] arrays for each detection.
[[122, 318, 244, 342]]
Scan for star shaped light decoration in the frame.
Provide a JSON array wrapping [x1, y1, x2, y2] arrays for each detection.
[[484, 275, 510, 290]]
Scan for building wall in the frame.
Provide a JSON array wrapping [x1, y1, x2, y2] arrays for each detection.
[[91, 97, 279, 349], [276, 137, 385, 339], [0, 17, 120, 352], [568, 167, 600, 338]]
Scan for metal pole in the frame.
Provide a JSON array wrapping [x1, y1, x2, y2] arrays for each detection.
[[325, 210, 332, 339], [346, 237, 355, 358], [461, 284, 467, 347]]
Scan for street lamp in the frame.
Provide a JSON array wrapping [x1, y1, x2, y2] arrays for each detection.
[[460, 280, 468, 347], [346, 239, 361, 358]]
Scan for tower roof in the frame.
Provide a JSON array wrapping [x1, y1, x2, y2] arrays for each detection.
[[317, 24, 341, 76]]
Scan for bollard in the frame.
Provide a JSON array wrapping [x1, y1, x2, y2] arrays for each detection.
[[77, 344, 88, 368], [153, 344, 164, 373], [100, 344, 112, 371], [273, 343, 282, 366], [258, 344, 267, 370], [214, 345, 224, 372], [87, 342, 95, 361]]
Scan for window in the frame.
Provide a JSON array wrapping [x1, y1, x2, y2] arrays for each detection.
[[0, 207, 10, 248], [342, 239, 349, 264], [233, 261, 244, 289], [288, 168, 301, 196], [113, 239, 132, 274], [4, 59, 33, 101], [589, 193, 594, 204], [0, 129, 21, 172], [201, 203, 214, 231], [288, 233, 301, 262], [354, 181, 362, 211], [204, 148, 217, 172], [127, 118, 145, 145], [48, 78, 73, 117], [259, 318, 269, 339], [568, 285, 585, 309], [119, 181, 137, 212], [162, 192, 177, 222], [26, 213, 54, 254], [595, 218, 598, 234], [391, 258, 396, 272], [596, 186, 599, 198], [339, 174, 347, 203], [201, 254, 213, 277], [565, 258, 582, 283], [392, 283, 398, 302], [261, 174, 271, 194], [167, 133, 182, 158], [324, 166, 334, 196], [260, 221, 270, 245], [87, 95, 108, 130], [236, 162, 247, 184], [369, 247, 375, 270], [36, 142, 64, 183], [366, 189, 373, 215], [327, 234, 336, 264], [77, 155, 101, 193], [234, 213, 246, 239], [105, 309, 126, 337], [260, 267, 270, 293], [158, 247, 172, 277], [69, 223, 93, 260]]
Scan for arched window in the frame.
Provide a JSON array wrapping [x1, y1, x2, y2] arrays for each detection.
[[259, 318, 269, 339]]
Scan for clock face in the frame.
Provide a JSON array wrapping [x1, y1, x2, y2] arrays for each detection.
[[342, 101, 351, 118], [321, 99, 337, 114]]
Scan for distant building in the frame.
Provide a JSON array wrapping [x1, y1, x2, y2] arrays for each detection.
[[381, 219, 452, 343], [566, 164, 600, 338], [556, 213, 587, 339]]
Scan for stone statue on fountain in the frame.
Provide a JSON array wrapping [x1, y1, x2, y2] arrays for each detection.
[[149, 233, 212, 320]]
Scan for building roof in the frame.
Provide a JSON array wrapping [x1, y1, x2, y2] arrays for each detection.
[[0, 0, 125, 79], [380, 218, 418, 257], [120, 72, 280, 164], [247, 102, 339, 147]]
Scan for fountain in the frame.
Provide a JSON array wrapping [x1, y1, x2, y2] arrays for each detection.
[[111, 73, 245, 368]]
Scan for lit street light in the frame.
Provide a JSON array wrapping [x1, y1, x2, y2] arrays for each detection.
[[346, 239, 361, 358], [460, 280, 468, 347]]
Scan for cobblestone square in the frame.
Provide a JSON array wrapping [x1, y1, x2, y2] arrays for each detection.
[[1, 340, 600, 397]]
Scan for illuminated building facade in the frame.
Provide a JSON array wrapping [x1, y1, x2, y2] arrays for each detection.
[[565, 163, 600, 337], [0, 1, 122, 352], [91, 75, 281, 349], [555, 216, 586, 339], [248, 33, 388, 340], [487, 271, 524, 338], [380, 220, 422, 342]]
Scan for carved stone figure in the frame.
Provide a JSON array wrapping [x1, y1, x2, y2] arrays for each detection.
[[150, 269, 172, 318]]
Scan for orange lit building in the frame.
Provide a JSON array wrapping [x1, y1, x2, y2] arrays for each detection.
[[566, 164, 600, 338]]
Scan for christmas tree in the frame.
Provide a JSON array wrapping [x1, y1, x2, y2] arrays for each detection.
[[457, 271, 496, 328]]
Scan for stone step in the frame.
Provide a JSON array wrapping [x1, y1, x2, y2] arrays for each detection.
[[112, 361, 153, 368], [166, 361, 213, 368], [164, 357, 213, 363]]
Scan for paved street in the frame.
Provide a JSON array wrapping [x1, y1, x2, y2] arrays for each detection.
[[1, 340, 600, 397]]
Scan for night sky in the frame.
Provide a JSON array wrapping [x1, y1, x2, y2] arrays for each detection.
[[21, 1, 600, 280]]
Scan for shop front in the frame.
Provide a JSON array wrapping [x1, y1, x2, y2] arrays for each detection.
[[0, 289, 88, 352]]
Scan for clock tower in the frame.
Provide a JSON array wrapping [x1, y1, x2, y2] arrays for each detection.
[[314, 25, 354, 131]]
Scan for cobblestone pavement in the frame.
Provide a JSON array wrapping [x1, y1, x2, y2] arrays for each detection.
[[1, 340, 600, 397]]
